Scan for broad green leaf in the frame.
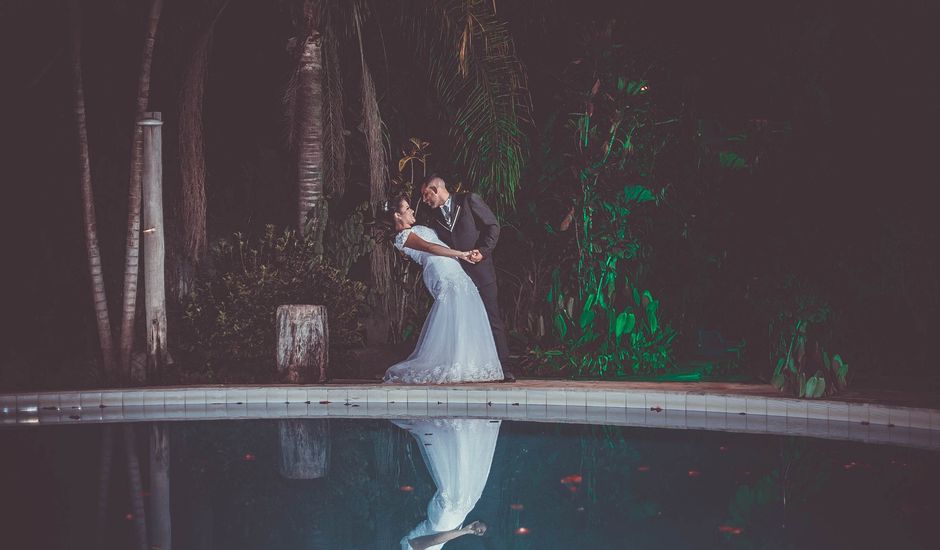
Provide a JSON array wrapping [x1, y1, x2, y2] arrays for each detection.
[[624, 185, 656, 204], [718, 151, 748, 169], [771, 372, 786, 391], [648, 309, 658, 334], [804, 376, 818, 399], [554, 313, 567, 339], [579, 308, 595, 330], [615, 311, 636, 339]]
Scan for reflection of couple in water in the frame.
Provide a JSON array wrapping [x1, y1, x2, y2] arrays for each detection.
[[393, 418, 501, 549]]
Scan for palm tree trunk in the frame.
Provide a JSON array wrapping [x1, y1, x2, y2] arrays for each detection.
[[294, 1, 326, 244], [178, 1, 229, 299], [68, 0, 116, 375], [354, 8, 395, 342], [149, 423, 171, 550], [119, 0, 164, 378]]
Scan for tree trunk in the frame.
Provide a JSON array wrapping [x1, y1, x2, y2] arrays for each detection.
[[355, 11, 395, 343], [177, 1, 228, 299], [278, 419, 329, 479], [276, 304, 328, 383], [68, 0, 116, 375], [96, 425, 114, 548], [294, 3, 325, 244], [119, 0, 164, 377], [123, 425, 149, 550], [149, 423, 171, 550], [141, 113, 169, 377]]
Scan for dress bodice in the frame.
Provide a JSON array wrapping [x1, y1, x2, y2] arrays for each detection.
[[394, 225, 448, 267]]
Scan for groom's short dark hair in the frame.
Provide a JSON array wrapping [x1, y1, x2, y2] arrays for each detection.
[[420, 174, 447, 191]]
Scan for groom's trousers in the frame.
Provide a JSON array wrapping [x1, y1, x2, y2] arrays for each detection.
[[477, 281, 510, 363]]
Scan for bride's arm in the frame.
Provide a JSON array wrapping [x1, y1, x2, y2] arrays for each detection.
[[403, 232, 470, 260], [408, 522, 484, 549]]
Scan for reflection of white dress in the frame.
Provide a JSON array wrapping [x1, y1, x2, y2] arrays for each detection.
[[394, 419, 502, 550], [384, 225, 503, 384]]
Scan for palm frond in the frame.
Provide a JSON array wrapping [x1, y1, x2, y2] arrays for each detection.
[[413, 0, 533, 214]]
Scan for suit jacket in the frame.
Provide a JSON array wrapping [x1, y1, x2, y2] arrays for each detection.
[[428, 192, 500, 287]]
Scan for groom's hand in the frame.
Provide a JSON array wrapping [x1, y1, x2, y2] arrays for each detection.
[[469, 250, 483, 263]]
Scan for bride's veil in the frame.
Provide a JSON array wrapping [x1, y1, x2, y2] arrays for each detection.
[[392, 418, 502, 549]]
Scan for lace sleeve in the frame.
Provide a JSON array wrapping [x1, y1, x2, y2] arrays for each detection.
[[394, 228, 413, 251]]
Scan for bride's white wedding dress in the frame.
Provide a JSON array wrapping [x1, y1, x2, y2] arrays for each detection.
[[383, 225, 503, 384], [394, 418, 501, 550]]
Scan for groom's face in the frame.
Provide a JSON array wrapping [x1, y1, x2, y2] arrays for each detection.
[[421, 180, 448, 209]]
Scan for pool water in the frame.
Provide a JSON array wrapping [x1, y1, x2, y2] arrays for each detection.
[[1, 419, 937, 549]]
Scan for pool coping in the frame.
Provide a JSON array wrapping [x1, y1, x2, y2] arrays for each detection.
[[2, 383, 939, 450]]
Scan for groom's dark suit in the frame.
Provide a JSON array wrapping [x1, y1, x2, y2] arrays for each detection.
[[427, 192, 510, 363]]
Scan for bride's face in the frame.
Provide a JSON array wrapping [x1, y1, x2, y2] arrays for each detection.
[[396, 201, 416, 227]]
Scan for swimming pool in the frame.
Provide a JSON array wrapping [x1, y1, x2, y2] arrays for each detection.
[[2, 414, 937, 549]]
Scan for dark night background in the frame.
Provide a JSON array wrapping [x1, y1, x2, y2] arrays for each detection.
[[1, 0, 938, 389]]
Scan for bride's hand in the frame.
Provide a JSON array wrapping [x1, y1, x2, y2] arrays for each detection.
[[458, 251, 473, 262]]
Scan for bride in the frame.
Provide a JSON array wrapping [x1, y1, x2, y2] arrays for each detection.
[[382, 196, 504, 384]]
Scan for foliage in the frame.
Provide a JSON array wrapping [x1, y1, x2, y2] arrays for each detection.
[[516, 37, 677, 377], [762, 277, 849, 397], [324, 201, 375, 276], [182, 226, 366, 377]]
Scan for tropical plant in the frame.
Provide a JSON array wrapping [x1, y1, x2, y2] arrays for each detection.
[[519, 29, 678, 377], [68, 0, 116, 376]]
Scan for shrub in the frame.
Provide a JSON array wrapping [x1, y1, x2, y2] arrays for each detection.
[[182, 226, 366, 379]]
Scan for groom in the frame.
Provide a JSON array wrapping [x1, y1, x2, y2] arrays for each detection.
[[420, 175, 515, 382]]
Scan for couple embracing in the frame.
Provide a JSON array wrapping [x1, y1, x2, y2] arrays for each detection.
[[382, 175, 515, 385]]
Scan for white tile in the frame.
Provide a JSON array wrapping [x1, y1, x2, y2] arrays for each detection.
[[120, 390, 144, 409], [101, 408, 124, 422], [467, 403, 490, 417], [664, 409, 686, 428], [686, 411, 708, 430], [868, 405, 891, 426], [447, 389, 468, 405], [486, 390, 509, 406], [888, 407, 911, 428], [164, 391, 184, 407], [0, 395, 16, 412], [686, 394, 707, 413], [646, 392, 665, 410], [585, 392, 606, 408], [848, 403, 869, 424], [428, 389, 449, 405], [888, 426, 911, 446], [486, 403, 508, 417], [909, 408, 931, 430], [164, 406, 187, 419], [706, 395, 726, 414], [16, 393, 39, 412], [566, 391, 587, 408], [766, 415, 788, 433], [205, 389, 226, 404], [38, 393, 60, 410], [224, 402, 248, 417], [58, 392, 82, 410], [746, 397, 767, 416], [931, 410, 940, 431], [407, 400, 429, 415], [726, 396, 747, 415], [706, 412, 727, 430], [746, 414, 767, 432], [645, 408, 666, 427], [605, 391, 627, 408], [406, 388, 428, 404], [586, 407, 607, 424], [806, 419, 830, 438], [806, 401, 828, 421], [545, 405, 568, 421], [765, 399, 788, 418], [786, 415, 809, 435], [466, 390, 488, 404], [786, 400, 808, 419], [347, 388, 368, 404], [366, 400, 388, 415], [525, 391, 547, 407], [665, 392, 686, 412], [184, 390, 207, 407], [80, 392, 102, 409], [267, 388, 289, 405], [504, 390, 526, 407], [868, 424, 892, 445], [566, 406, 587, 423], [429, 402, 449, 417], [366, 388, 389, 404], [225, 389, 246, 405], [605, 407, 628, 425], [828, 402, 849, 422], [447, 400, 468, 416], [141, 391, 164, 407], [546, 391, 566, 407], [726, 414, 747, 432], [848, 420, 869, 441], [306, 388, 329, 404], [388, 401, 409, 416], [828, 421, 850, 440], [626, 391, 646, 409], [344, 401, 368, 416], [242, 388, 265, 404], [287, 389, 307, 404]]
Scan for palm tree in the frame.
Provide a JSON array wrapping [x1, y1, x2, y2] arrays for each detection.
[[118, 0, 165, 378], [68, 0, 116, 375]]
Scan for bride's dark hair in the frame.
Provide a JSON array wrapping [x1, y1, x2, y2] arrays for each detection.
[[379, 194, 408, 224]]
